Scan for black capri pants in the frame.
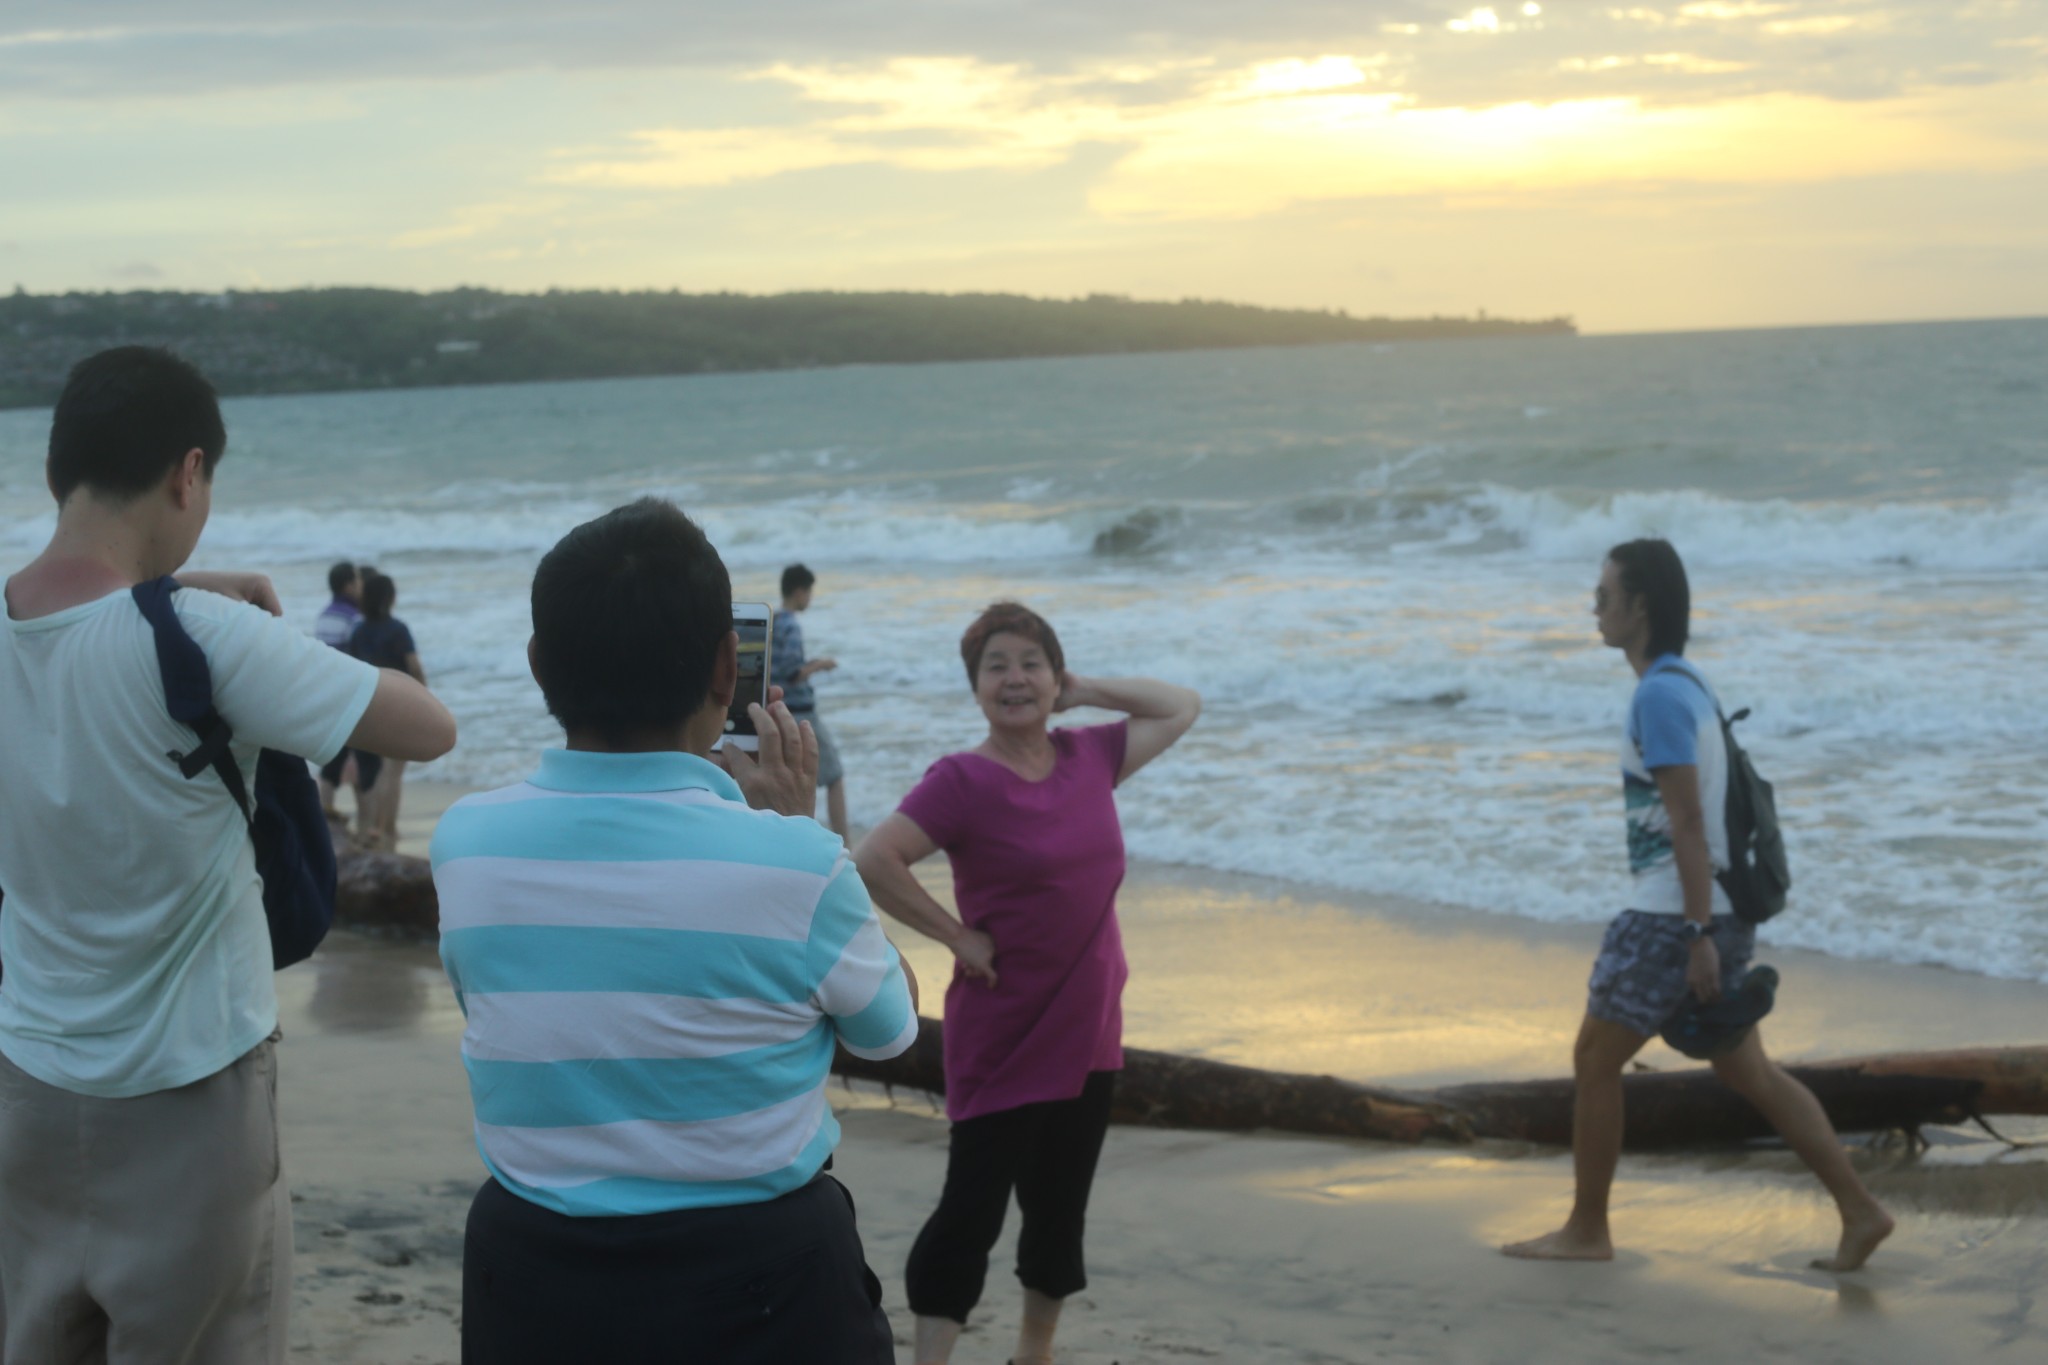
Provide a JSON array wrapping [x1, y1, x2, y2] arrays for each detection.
[[906, 1069, 1116, 1323], [462, 1172, 893, 1365]]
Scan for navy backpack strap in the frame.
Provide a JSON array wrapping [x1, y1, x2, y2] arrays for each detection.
[[129, 578, 337, 970], [130, 578, 252, 822], [1655, 659, 1751, 726]]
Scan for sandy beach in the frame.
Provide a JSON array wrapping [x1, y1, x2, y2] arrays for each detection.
[[281, 783, 2048, 1363]]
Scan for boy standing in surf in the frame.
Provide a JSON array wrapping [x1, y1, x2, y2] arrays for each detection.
[[774, 563, 849, 842], [1501, 538, 1893, 1270]]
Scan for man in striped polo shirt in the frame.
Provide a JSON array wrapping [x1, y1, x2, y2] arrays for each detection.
[[432, 497, 918, 1364]]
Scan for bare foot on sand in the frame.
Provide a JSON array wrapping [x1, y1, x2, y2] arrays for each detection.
[[1501, 1227, 1615, 1261], [1811, 1206, 1895, 1272]]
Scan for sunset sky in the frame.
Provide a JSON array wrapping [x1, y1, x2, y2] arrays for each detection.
[[3, 1, 2043, 332]]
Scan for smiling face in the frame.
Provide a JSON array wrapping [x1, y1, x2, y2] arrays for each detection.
[[1593, 557, 1647, 653], [973, 630, 1059, 734]]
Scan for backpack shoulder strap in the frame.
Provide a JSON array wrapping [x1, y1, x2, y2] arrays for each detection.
[[130, 578, 254, 828], [1655, 661, 1754, 727]]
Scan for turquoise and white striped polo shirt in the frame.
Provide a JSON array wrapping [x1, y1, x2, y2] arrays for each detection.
[[431, 748, 918, 1217]]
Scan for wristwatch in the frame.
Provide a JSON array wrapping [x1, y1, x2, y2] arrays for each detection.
[[1678, 919, 1710, 943]]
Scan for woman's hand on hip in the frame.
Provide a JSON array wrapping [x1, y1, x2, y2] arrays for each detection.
[[951, 927, 999, 989]]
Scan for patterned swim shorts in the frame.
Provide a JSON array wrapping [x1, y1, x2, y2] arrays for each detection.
[[1586, 910, 1756, 1038]]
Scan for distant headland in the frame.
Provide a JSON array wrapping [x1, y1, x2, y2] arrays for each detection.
[[0, 287, 1575, 410]]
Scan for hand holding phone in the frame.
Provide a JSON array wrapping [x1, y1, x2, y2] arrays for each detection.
[[715, 698, 819, 818], [717, 603, 775, 753]]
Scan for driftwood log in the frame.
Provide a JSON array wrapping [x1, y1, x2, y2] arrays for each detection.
[[833, 1018, 2048, 1150], [833, 1015, 1474, 1144], [335, 852, 2048, 1150], [335, 849, 440, 937]]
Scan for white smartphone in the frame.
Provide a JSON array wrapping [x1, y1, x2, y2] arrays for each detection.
[[717, 602, 775, 752]]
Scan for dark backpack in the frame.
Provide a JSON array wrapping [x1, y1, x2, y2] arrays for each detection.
[[1664, 665, 1791, 924], [131, 577, 338, 968]]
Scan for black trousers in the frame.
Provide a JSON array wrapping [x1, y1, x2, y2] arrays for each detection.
[[461, 1173, 894, 1365], [905, 1070, 1116, 1323]]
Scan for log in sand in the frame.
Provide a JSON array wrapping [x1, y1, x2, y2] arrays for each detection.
[[838, 1019, 2048, 1150], [834, 1014, 1474, 1145], [335, 849, 440, 937], [334, 852, 2048, 1150]]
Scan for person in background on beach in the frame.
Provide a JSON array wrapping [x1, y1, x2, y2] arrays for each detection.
[[1501, 538, 1893, 1270], [349, 570, 426, 850], [314, 558, 362, 648], [314, 559, 383, 822], [431, 498, 918, 1365], [0, 347, 455, 1363], [854, 602, 1200, 1365], [774, 562, 849, 841]]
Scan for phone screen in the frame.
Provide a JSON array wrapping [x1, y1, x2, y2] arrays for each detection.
[[725, 614, 771, 741]]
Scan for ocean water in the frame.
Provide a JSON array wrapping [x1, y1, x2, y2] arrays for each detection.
[[3, 320, 2044, 980]]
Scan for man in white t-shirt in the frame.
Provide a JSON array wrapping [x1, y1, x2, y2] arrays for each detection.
[[1501, 538, 1892, 1272], [0, 347, 457, 1363]]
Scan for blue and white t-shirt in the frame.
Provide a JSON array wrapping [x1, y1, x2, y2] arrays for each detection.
[[431, 749, 917, 1217], [1622, 655, 1731, 916]]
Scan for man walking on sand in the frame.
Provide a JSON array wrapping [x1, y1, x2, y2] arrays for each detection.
[[0, 347, 456, 1362], [1501, 538, 1893, 1271], [774, 562, 850, 841]]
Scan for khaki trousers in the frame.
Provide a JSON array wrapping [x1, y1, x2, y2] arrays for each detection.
[[0, 1034, 290, 1365]]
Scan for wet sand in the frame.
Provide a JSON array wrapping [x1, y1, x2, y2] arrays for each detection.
[[279, 782, 2048, 1362]]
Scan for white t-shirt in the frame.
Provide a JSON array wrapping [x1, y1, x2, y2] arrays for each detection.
[[0, 585, 379, 1097], [1620, 655, 1732, 917]]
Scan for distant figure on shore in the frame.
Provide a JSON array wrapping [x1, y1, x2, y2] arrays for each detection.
[[1501, 538, 1893, 1270], [0, 346, 453, 1363], [773, 562, 848, 840], [431, 497, 917, 1364], [349, 571, 425, 850], [854, 602, 1200, 1365], [314, 559, 383, 821], [314, 559, 363, 648]]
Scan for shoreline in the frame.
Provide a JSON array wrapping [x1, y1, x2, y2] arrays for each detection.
[[388, 779, 2048, 1087]]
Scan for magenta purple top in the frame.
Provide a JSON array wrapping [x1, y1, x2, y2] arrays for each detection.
[[895, 721, 1130, 1122]]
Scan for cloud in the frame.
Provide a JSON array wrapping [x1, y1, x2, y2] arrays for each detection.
[[0, 0, 2034, 113], [0, 4, 1413, 99], [546, 49, 2048, 223], [2, 0, 2044, 331], [551, 57, 1178, 189], [388, 197, 571, 251], [108, 260, 164, 279]]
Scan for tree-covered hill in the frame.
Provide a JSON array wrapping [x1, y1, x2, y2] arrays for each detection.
[[0, 287, 1574, 410]]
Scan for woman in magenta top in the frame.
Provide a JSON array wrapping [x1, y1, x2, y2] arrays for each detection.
[[855, 602, 1200, 1365]]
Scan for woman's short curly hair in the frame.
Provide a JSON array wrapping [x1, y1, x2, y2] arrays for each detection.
[[959, 601, 1064, 687]]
